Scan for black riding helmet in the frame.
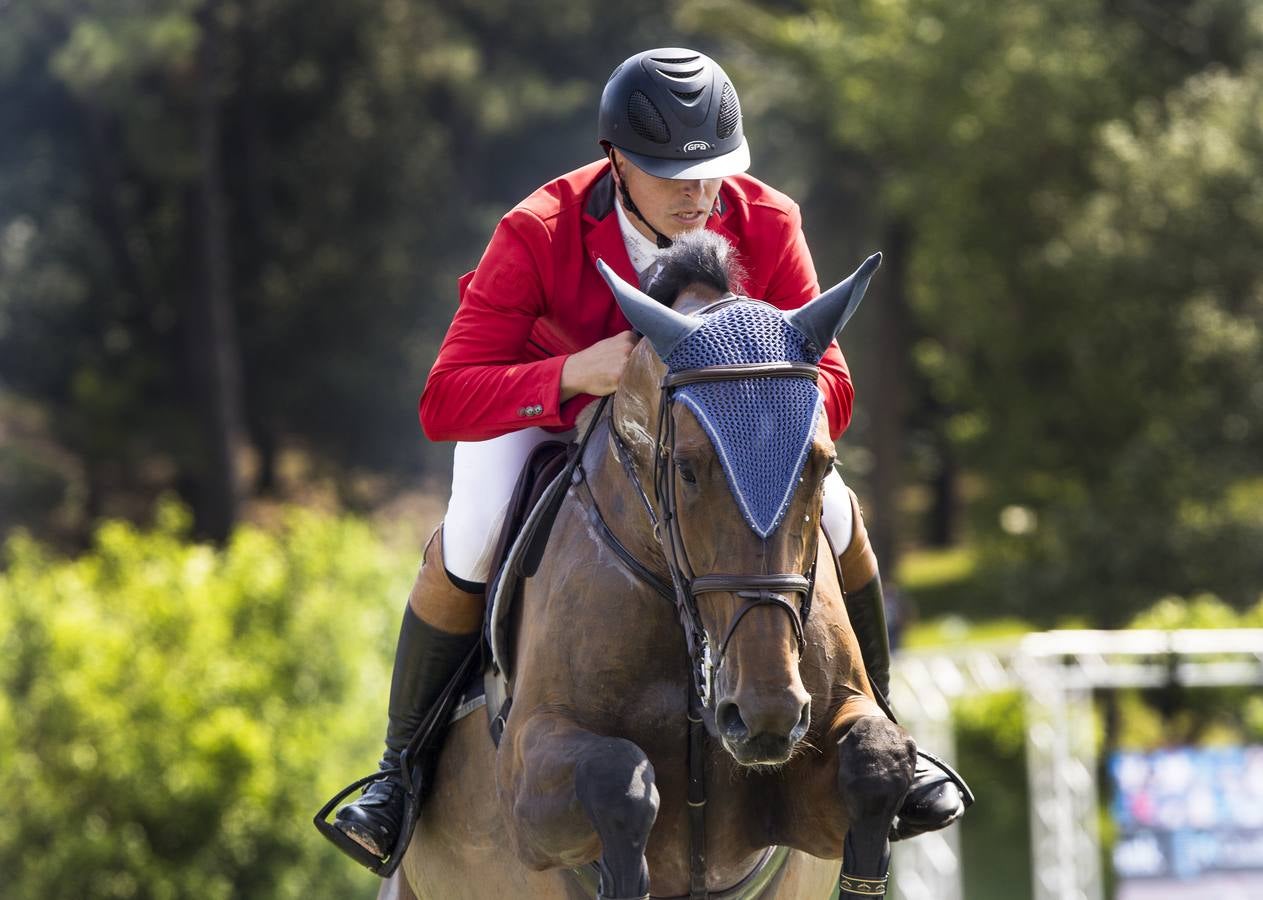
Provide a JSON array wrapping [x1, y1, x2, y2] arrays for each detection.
[[598, 48, 749, 180]]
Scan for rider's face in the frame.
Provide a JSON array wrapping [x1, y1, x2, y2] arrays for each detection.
[[611, 150, 722, 241]]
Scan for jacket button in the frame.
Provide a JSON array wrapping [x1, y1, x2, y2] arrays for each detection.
[[517, 407, 527, 416]]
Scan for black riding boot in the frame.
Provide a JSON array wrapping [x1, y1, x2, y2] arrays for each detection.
[[333, 603, 480, 862], [844, 575, 973, 840]]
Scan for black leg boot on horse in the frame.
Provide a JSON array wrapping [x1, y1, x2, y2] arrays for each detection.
[[324, 528, 482, 871], [837, 487, 975, 841]]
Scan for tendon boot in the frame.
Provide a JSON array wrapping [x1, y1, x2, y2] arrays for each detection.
[[332, 529, 483, 865], [837, 488, 974, 841]]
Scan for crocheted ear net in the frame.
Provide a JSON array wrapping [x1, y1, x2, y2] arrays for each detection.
[[663, 300, 822, 538]]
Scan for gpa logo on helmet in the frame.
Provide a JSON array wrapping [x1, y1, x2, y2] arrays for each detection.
[[682, 140, 713, 153]]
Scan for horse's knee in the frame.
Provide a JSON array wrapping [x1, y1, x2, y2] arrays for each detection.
[[836, 715, 916, 821], [574, 739, 659, 839], [574, 740, 658, 900]]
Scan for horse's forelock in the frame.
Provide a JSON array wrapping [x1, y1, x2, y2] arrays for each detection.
[[648, 231, 746, 307]]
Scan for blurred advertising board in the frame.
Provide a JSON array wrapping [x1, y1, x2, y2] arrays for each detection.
[[1110, 745, 1263, 899]]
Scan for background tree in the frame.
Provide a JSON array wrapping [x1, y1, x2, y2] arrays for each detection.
[[683, 0, 1263, 620]]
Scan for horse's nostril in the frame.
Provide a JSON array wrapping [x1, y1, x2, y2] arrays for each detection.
[[717, 701, 748, 739], [796, 700, 811, 735]]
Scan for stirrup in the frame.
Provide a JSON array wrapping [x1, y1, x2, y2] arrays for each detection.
[[313, 755, 422, 877], [888, 748, 975, 842], [915, 748, 975, 808]]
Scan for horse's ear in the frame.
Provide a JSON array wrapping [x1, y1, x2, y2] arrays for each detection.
[[596, 258, 701, 360], [785, 252, 882, 359]]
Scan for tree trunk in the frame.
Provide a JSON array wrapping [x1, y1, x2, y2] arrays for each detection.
[[927, 424, 959, 547], [233, 0, 278, 495], [187, 0, 247, 541], [870, 220, 911, 571]]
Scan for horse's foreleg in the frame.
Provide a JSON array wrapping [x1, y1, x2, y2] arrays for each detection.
[[835, 714, 916, 898], [575, 740, 658, 900], [500, 713, 659, 900]]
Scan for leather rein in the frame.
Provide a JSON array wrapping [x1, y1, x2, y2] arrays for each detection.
[[586, 348, 822, 900]]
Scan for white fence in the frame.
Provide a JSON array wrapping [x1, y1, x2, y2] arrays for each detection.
[[888, 629, 1263, 900]]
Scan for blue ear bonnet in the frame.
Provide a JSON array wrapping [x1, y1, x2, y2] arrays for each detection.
[[663, 300, 822, 539]]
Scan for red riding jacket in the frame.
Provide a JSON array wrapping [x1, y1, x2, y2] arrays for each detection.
[[419, 160, 854, 443]]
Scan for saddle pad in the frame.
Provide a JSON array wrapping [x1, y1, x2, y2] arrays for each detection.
[[485, 458, 574, 679], [483, 440, 572, 679], [448, 676, 486, 725]]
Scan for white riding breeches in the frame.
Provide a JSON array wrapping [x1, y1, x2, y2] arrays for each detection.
[[443, 426, 576, 585], [442, 429, 855, 585]]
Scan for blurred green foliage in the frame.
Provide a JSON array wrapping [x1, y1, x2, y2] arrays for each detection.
[[0, 499, 410, 899], [2, 0, 1261, 627]]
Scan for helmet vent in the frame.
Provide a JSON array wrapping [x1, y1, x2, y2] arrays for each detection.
[[717, 83, 741, 139], [650, 55, 700, 64], [659, 67, 705, 80], [628, 89, 671, 144], [671, 88, 704, 102]]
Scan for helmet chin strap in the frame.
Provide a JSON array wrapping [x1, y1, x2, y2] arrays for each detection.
[[616, 171, 674, 249], [610, 151, 720, 251], [610, 151, 674, 249]]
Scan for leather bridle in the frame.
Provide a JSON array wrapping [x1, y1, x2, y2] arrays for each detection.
[[645, 361, 821, 707], [603, 346, 823, 900]]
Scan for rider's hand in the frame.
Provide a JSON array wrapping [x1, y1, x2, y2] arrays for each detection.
[[560, 331, 637, 401]]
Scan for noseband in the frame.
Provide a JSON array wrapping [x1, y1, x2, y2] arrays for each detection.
[[613, 354, 822, 708]]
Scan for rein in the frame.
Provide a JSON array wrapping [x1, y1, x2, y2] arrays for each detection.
[[595, 347, 823, 900]]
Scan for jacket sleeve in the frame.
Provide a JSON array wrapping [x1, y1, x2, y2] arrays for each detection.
[[762, 205, 855, 441], [418, 209, 569, 442]]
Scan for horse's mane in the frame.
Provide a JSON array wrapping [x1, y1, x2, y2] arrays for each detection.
[[648, 230, 747, 307], [594, 230, 749, 450]]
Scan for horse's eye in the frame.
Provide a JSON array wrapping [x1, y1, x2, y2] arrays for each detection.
[[675, 459, 698, 485]]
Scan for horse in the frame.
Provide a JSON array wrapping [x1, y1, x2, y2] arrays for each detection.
[[394, 232, 916, 899]]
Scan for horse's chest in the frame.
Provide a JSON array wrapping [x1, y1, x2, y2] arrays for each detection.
[[579, 674, 690, 746]]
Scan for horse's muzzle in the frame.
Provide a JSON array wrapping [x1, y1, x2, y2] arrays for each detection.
[[716, 697, 811, 766]]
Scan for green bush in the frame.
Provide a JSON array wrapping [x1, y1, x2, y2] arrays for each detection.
[[0, 499, 413, 899]]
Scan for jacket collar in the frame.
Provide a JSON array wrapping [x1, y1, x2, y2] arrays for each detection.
[[583, 166, 736, 290]]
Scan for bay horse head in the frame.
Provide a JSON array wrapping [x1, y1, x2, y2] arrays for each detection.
[[598, 234, 880, 767]]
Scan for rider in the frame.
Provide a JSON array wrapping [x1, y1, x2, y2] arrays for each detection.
[[330, 47, 967, 867]]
